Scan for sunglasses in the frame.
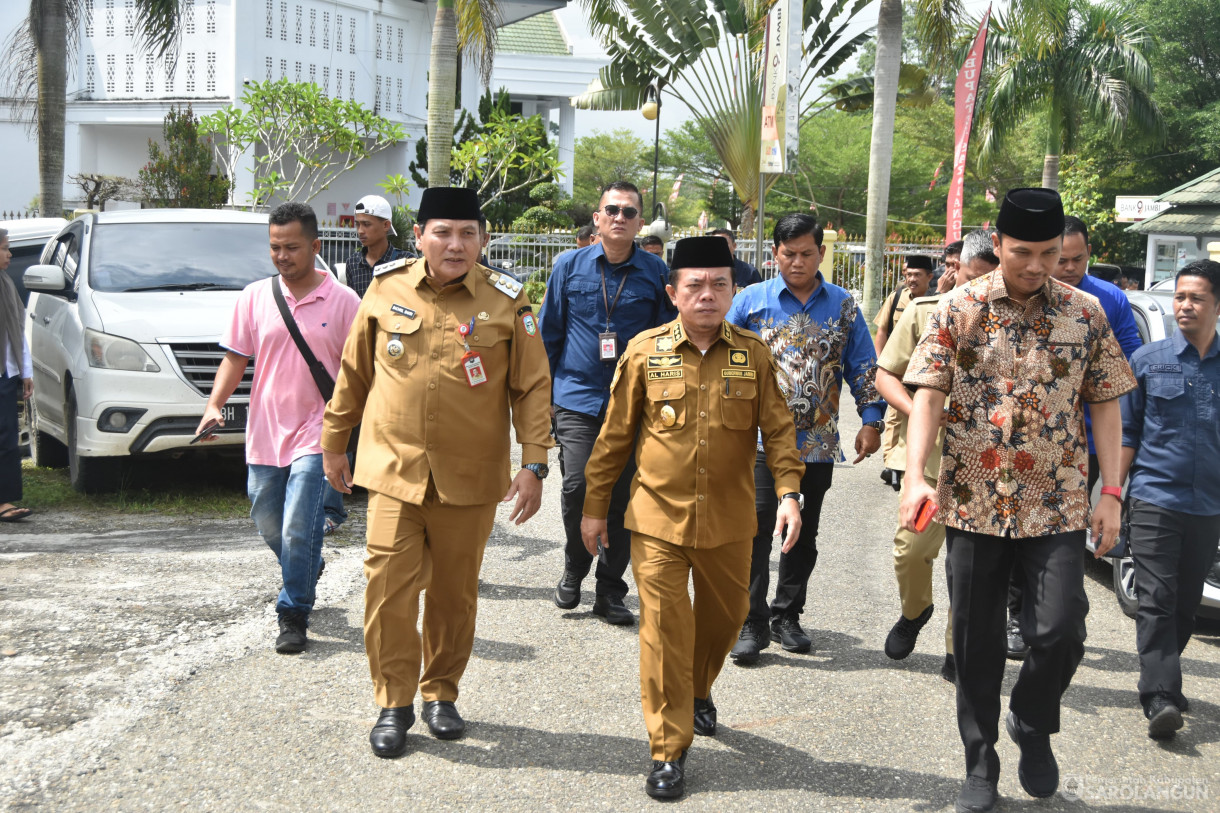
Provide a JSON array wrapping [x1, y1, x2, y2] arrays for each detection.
[[601, 204, 640, 220]]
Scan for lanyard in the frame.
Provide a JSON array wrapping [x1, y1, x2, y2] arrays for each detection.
[[598, 257, 629, 331]]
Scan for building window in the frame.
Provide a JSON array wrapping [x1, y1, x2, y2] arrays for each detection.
[[85, 0, 94, 38], [105, 54, 115, 93], [335, 14, 343, 52], [279, 0, 287, 42], [349, 69, 355, 98], [145, 56, 154, 93], [308, 64, 315, 86], [348, 17, 355, 54], [207, 52, 216, 92], [265, 0, 273, 38], [384, 76, 391, 112], [86, 55, 95, 94], [322, 12, 329, 49], [105, 0, 114, 38], [280, 58, 287, 80], [125, 54, 134, 93], [185, 0, 195, 35], [396, 78, 402, 113], [165, 56, 175, 91], [376, 23, 382, 59], [321, 66, 329, 94], [294, 61, 301, 82], [374, 74, 381, 111], [294, 5, 302, 45], [265, 56, 273, 81], [206, 0, 216, 34], [309, 9, 316, 47], [185, 52, 196, 92], [124, 0, 134, 36], [397, 27, 403, 63]]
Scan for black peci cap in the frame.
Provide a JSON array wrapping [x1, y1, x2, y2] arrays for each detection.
[[996, 188, 1065, 242], [905, 255, 934, 271], [669, 236, 735, 270], [416, 187, 482, 223]]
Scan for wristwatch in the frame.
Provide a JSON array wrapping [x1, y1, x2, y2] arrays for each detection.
[[863, 420, 884, 432], [523, 463, 549, 480], [782, 492, 805, 510]]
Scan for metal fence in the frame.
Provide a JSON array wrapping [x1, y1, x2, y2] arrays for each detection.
[[832, 235, 945, 301]]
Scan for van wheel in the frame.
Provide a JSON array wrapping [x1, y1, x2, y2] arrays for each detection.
[[29, 397, 68, 469], [67, 391, 121, 494], [1113, 556, 1139, 619]]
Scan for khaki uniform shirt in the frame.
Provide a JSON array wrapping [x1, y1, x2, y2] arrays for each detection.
[[903, 270, 1136, 537], [584, 319, 804, 548], [873, 287, 914, 335], [877, 293, 946, 480], [322, 258, 554, 505]]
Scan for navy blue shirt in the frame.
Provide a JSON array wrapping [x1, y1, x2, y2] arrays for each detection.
[[1122, 330, 1220, 516], [1079, 273, 1142, 453], [733, 258, 763, 289], [540, 242, 674, 417]]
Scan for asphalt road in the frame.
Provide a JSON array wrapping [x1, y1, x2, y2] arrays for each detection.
[[2, 410, 1218, 812]]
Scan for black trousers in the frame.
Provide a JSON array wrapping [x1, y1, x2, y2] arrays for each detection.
[[747, 452, 833, 623], [1129, 499, 1220, 710], [0, 375, 22, 505], [555, 406, 636, 599], [947, 528, 1088, 781]]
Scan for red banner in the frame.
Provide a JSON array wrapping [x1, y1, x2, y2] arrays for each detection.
[[947, 7, 991, 243]]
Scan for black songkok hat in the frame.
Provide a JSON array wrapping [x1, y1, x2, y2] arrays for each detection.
[[996, 187, 1065, 242], [905, 254, 934, 271], [417, 187, 482, 223], [670, 236, 735, 270]]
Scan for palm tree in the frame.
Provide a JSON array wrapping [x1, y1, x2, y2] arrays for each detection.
[[572, 0, 870, 236], [2, 0, 183, 218], [974, 0, 1162, 189], [427, 0, 502, 184]]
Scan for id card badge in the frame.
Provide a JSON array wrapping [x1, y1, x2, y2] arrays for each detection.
[[463, 351, 488, 387], [599, 331, 618, 361]]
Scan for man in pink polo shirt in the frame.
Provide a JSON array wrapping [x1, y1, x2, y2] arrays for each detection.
[[196, 202, 361, 653]]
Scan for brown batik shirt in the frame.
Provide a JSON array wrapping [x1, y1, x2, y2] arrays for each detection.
[[903, 269, 1136, 538]]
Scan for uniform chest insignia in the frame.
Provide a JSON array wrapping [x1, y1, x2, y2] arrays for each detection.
[[390, 304, 416, 318], [492, 273, 523, 299], [722, 368, 756, 379], [1148, 363, 1182, 373], [522, 313, 538, 336], [648, 369, 683, 380], [729, 349, 749, 367], [654, 336, 674, 353], [722, 323, 733, 343], [672, 323, 684, 343], [375, 257, 410, 276], [648, 355, 683, 368]]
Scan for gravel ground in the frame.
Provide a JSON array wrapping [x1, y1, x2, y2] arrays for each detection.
[[1, 409, 1218, 812]]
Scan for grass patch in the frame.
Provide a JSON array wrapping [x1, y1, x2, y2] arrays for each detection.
[[21, 457, 250, 518]]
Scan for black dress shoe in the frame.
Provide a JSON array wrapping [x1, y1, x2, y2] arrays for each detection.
[[884, 604, 933, 660], [554, 571, 581, 610], [1006, 711, 1058, 797], [1146, 695, 1183, 740], [730, 619, 769, 664], [592, 594, 635, 625], [1006, 617, 1029, 660], [422, 700, 466, 740], [940, 653, 957, 684], [770, 614, 812, 653], [955, 775, 998, 812], [369, 706, 414, 758], [694, 695, 717, 736], [645, 750, 687, 800]]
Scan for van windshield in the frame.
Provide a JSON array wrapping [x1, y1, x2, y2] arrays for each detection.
[[89, 222, 280, 293]]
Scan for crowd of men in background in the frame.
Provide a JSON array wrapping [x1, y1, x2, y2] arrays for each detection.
[[192, 180, 1219, 812]]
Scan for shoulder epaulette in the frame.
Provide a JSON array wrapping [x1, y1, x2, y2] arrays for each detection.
[[373, 256, 412, 277]]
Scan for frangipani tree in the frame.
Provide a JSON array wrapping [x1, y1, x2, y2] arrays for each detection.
[[572, 0, 871, 235]]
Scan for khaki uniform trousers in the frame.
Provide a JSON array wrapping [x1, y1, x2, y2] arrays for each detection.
[[892, 474, 953, 653], [364, 485, 497, 709], [632, 532, 750, 761]]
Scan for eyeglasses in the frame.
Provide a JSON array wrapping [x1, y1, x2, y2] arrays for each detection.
[[601, 204, 639, 220]]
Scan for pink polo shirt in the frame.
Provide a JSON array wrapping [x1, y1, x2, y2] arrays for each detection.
[[222, 271, 361, 467]]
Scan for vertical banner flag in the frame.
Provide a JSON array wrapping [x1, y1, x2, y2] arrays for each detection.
[[947, 6, 991, 242], [760, 0, 801, 174]]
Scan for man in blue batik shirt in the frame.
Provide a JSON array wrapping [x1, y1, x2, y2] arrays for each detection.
[[726, 213, 885, 662], [540, 180, 675, 626], [1119, 259, 1220, 741]]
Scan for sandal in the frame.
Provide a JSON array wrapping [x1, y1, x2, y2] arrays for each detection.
[[0, 506, 33, 522]]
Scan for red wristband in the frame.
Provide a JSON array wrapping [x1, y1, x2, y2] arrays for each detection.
[[1100, 486, 1123, 499]]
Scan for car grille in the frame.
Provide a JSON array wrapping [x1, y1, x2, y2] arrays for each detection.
[[170, 343, 253, 397]]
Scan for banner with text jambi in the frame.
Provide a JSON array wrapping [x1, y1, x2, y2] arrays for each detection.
[[947, 8, 991, 243], [760, 0, 801, 175]]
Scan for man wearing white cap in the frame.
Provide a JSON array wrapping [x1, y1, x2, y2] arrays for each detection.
[[345, 194, 412, 299]]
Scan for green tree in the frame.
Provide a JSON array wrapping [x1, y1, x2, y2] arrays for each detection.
[[512, 182, 574, 231], [452, 107, 561, 213], [573, 128, 650, 208], [199, 80, 403, 210], [975, 0, 1163, 190], [138, 105, 230, 208], [2, 0, 183, 218]]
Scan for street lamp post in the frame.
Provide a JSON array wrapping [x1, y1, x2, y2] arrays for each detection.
[[641, 81, 661, 215]]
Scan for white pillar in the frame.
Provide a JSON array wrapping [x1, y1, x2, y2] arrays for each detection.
[[558, 102, 575, 195]]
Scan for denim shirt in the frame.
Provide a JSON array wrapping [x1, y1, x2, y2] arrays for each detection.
[[539, 243, 674, 417], [1122, 330, 1220, 516], [1078, 273, 1142, 453], [727, 273, 884, 463]]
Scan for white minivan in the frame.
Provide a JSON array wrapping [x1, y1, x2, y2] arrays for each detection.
[[23, 209, 329, 492]]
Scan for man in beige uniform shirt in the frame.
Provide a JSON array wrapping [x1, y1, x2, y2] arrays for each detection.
[[322, 187, 554, 758], [581, 236, 804, 801]]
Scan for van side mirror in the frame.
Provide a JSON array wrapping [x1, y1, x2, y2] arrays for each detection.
[[24, 264, 67, 293]]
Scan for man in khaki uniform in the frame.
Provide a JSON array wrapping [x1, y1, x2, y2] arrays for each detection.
[[875, 230, 1000, 682], [581, 236, 804, 801], [322, 187, 553, 758]]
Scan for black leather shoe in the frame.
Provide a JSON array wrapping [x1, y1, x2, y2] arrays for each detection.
[[645, 750, 687, 800], [770, 614, 812, 653], [369, 706, 414, 758], [884, 604, 933, 660], [730, 619, 769, 664], [554, 571, 581, 610], [1146, 695, 1183, 740], [694, 695, 717, 736], [592, 594, 635, 625], [422, 700, 466, 740], [940, 653, 957, 684], [275, 612, 308, 654], [955, 775, 998, 812], [1006, 617, 1029, 660], [1006, 711, 1058, 797]]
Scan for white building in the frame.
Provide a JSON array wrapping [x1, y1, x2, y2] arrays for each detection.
[[0, 0, 605, 215]]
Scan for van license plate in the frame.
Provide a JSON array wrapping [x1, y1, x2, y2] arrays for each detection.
[[219, 403, 248, 430]]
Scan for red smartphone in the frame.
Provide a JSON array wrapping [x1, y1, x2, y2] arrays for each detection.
[[914, 498, 939, 532]]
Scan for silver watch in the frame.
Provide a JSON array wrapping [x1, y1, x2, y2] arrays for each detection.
[[782, 492, 805, 510]]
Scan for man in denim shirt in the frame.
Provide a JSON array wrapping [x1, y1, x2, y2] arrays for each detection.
[[726, 213, 884, 661], [540, 181, 675, 625], [1119, 259, 1220, 740]]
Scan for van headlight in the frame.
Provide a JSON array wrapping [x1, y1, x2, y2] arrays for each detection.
[[84, 328, 161, 372]]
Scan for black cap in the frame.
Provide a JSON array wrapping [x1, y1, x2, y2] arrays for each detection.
[[996, 187, 1065, 242], [669, 236, 735, 270], [905, 255, 934, 271], [417, 187, 482, 223]]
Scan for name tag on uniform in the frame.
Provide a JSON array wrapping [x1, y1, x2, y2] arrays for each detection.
[[390, 304, 416, 318], [722, 368, 756, 379], [599, 332, 618, 361]]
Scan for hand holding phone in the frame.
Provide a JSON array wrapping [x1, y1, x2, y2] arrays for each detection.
[[914, 498, 939, 533], [191, 418, 221, 444]]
